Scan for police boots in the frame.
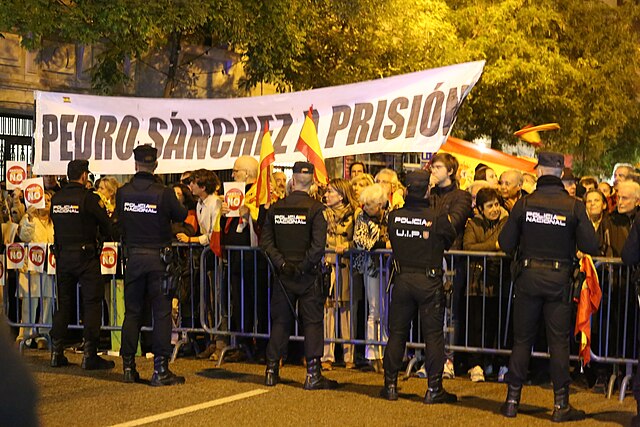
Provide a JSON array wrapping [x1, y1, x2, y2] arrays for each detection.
[[424, 376, 457, 404], [303, 357, 338, 390], [380, 371, 399, 401], [50, 338, 68, 368], [551, 386, 586, 422], [265, 359, 280, 387], [500, 384, 522, 418], [122, 355, 140, 383], [150, 356, 185, 387], [81, 341, 115, 370]]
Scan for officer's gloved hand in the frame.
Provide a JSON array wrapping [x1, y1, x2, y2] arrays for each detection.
[[281, 262, 298, 278]]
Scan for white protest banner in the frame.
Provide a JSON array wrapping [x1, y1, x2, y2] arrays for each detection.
[[47, 244, 56, 275], [100, 242, 118, 275], [34, 61, 485, 175], [223, 182, 245, 218], [27, 243, 47, 273], [22, 178, 46, 210], [6, 243, 26, 269], [6, 161, 27, 190]]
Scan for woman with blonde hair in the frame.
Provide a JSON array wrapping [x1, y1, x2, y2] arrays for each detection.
[[353, 183, 390, 372], [322, 178, 361, 370], [96, 176, 120, 217], [351, 173, 374, 203]]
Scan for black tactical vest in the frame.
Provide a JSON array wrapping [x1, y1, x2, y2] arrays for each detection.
[[518, 192, 577, 261], [51, 185, 91, 245], [389, 206, 443, 269], [273, 206, 312, 263], [118, 178, 169, 247]]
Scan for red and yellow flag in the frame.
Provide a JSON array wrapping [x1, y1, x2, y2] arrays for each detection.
[[296, 107, 328, 185], [209, 207, 223, 257], [574, 255, 601, 365], [256, 122, 276, 206]]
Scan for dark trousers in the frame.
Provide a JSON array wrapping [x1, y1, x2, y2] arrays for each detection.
[[50, 251, 103, 343], [121, 249, 172, 358], [266, 275, 323, 361], [505, 267, 572, 390], [383, 273, 446, 383]]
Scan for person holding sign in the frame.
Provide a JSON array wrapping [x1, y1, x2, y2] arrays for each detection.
[[116, 144, 188, 386], [16, 190, 55, 350], [49, 160, 114, 370]]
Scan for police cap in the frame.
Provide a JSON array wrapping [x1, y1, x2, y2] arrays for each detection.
[[67, 159, 90, 180], [133, 144, 158, 164], [536, 151, 564, 169], [405, 169, 430, 196], [293, 161, 314, 174]]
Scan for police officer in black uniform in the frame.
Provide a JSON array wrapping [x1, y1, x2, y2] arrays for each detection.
[[498, 152, 599, 422], [261, 161, 337, 390], [50, 159, 114, 370], [381, 170, 457, 403], [116, 144, 187, 386]]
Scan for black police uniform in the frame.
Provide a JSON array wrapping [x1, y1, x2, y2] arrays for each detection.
[[621, 215, 640, 421], [260, 162, 336, 390], [50, 164, 114, 370], [116, 145, 187, 386], [498, 163, 598, 421], [382, 171, 457, 403]]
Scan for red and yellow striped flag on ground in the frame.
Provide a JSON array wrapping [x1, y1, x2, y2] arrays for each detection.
[[296, 107, 328, 185], [256, 122, 276, 206]]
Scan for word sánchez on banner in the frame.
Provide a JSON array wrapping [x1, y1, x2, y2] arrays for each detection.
[[39, 86, 467, 162]]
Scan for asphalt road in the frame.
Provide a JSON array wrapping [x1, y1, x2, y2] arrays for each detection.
[[20, 350, 637, 426]]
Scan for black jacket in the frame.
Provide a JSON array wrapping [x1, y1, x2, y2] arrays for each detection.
[[429, 182, 472, 250]]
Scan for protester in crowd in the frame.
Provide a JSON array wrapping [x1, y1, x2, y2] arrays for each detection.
[[180, 170, 193, 186], [322, 178, 360, 370], [273, 170, 287, 199], [176, 169, 223, 360], [172, 182, 198, 236], [353, 183, 390, 373], [474, 166, 498, 187], [220, 155, 269, 362], [429, 152, 472, 379], [15, 190, 55, 350], [350, 161, 367, 179], [96, 176, 120, 217], [43, 175, 61, 192], [608, 180, 640, 256], [351, 173, 374, 204], [375, 168, 404, 210], [466, 180, 490, 214], [498, 169, 525, 212], [561, 168, 577, 198], [583, 189, 612, 256], [463, 187, 508, 382], [580, 176, 598, 193]]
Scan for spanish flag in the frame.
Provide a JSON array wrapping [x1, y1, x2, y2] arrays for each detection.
[[296, 106, 328, 185], [209, 207, 223, 257], [256, 122, 276, 206], [574, 255, 601, 365], [514, 123, 560, 146]]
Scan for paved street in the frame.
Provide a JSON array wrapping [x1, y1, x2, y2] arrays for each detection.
[[20, 351, 635, 426]]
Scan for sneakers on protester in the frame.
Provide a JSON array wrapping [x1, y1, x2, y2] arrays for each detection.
[[443, 359, 455, 379], [498, 366, 508, 383], [468, 365, 485, 382]]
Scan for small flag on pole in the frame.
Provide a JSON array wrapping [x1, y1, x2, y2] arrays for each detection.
[[296, 107, 328, 185]]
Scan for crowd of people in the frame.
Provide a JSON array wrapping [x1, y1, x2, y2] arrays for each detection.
[[3, 150, 640, 418]]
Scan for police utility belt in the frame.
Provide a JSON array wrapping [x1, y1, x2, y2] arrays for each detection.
[[396, 265, 443, 278], [521, 258, 572, 271]]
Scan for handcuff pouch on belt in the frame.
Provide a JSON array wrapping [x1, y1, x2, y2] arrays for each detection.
[[160, 246, 181, 296]]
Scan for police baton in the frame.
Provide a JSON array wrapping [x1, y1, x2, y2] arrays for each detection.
[[261, 250, 300, 324]]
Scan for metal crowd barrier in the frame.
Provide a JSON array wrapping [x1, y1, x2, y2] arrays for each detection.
[[3, 242, 639, 402]]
